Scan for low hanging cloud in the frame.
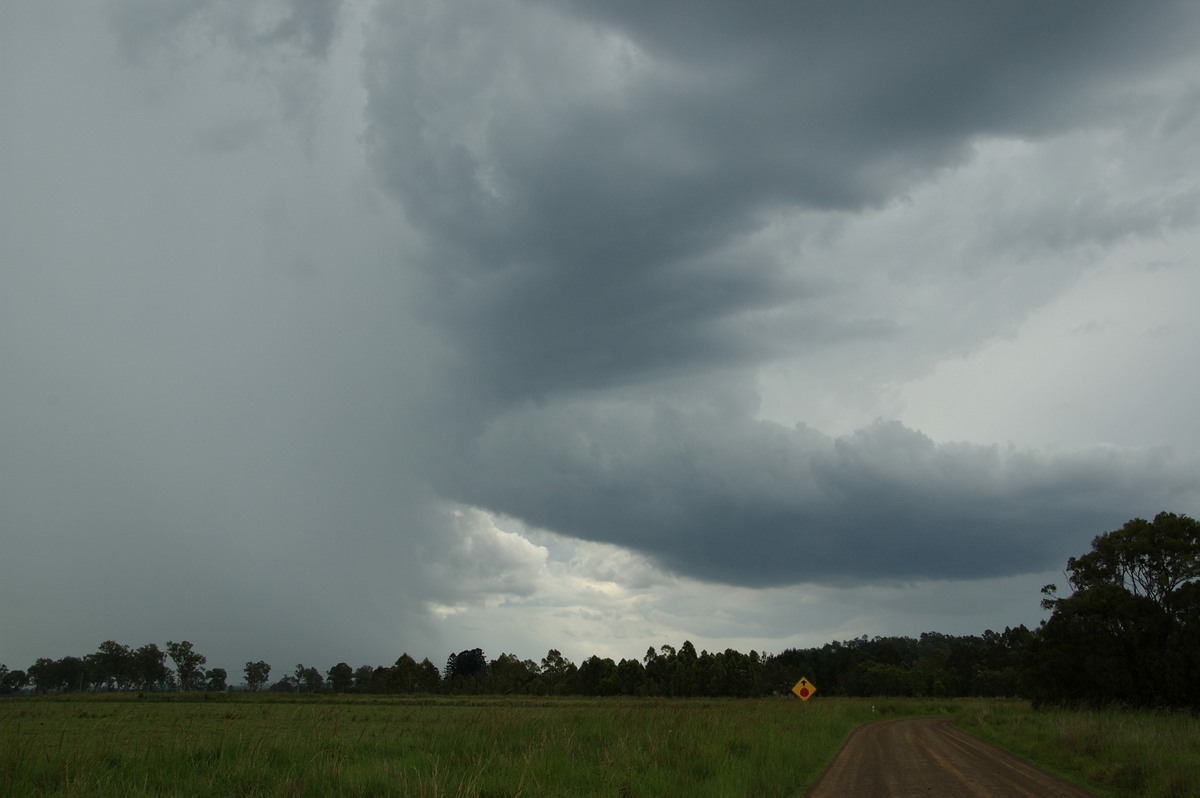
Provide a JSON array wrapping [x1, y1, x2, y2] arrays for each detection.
[[448, 400, 1196, 586]]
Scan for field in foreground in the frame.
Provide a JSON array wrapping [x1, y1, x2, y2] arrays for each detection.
[[953, 699, 1200, 798], [1, 694, 1195, 797]]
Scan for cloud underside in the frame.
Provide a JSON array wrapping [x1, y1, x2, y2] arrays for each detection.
[[354, 1, 1200, 585], [448, 405, 1193, 586]]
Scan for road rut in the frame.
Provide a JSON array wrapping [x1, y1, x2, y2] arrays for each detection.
[[803, 717, 1097, 797]]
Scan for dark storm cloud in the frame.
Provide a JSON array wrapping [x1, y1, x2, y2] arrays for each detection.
[[364, 0, 1199, 395], [4, 1, 1200, 673], [361, 0, 1200, 585], [453, 403, 1197, 586]]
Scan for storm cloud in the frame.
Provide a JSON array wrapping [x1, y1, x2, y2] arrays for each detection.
[[361, 0, 1200, 583], [3, 1, 1199, 672]]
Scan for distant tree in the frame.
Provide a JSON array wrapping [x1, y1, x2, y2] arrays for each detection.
[[417, 658, 442, 692], [1034, 512, 1200, 708], [644, 644, 679, 696], [538, 649, 574, 695], [576, 656, 619, 696], [696, 650, 725, 697], [487, 653, 538, 694], [615, 657, 647, 696], [166, 641, 207, 691], [716, 648, 762, 697], [299, 666, 324, 692], [89, 641, 134, 691], [269, 676, 297, 692], [244, 660, 271, 692], [327, 662, 354, 693], [368, 666, 390, 693], [353, 665, 376, 693], [672, 641, 699, 696], [445, 648, 488, 690], [204, 667, 228, 692], [133, 644, 172, 691], [27, 659, 55, 694], [58, 656, 89, 692], [28, 656, 88, 693], [0, 665, 29, 694], [389, 654, 421, 693]]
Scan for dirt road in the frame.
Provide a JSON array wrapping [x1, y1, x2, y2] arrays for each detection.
[[803, 717, 1097, 797]]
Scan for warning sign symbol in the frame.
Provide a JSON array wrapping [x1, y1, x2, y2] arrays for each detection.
[[791, 677, 817, 701]]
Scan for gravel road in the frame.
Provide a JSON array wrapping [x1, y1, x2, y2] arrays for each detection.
[[803, 717, 1098, 797]]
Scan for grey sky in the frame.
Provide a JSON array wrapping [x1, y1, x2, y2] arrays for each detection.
[[3, 1, 1199, 677]]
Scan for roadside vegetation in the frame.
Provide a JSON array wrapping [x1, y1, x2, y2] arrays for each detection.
[[955, 699, 1200, 798], [3, 694, 1197, 797]]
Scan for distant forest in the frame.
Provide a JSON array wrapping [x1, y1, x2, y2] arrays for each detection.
[[4, 512, 1197, 710], [0, 629, 1032, 701]]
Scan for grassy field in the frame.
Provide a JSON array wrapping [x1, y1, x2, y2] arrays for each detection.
[[0, 693, 879, 797], [1, 694, 1195, 797], [953, 699, 1200, 798]]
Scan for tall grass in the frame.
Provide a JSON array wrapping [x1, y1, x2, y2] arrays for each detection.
[[9, 694, 1186, 797], [0, 694, 893, 797], [953, 699, 1200, 798]]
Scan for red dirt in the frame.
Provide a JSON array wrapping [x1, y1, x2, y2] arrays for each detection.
[[803, 717, 1098, 797]]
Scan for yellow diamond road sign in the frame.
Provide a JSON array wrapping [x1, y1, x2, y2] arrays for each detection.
[[792, 677, 817, 701]]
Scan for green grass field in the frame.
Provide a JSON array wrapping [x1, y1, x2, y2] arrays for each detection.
[[1, 694, 1195, 797], [953, 699, 1200, 798]]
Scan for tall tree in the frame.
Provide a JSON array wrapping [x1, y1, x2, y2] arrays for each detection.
[[27, 659, 56, 694], [538, 649, 574, 695], [54, 656, 88, 692], [0, 665, 29, 694], [204, 667, 228, 692], [327, 662, 354, 693], [1048, 512, 1199, 608], [1034, 512, 1200, 708], [166, 641, 207, 691], [132, 644, 172, 691], [353, 665, 376, 693], [445, 648, 488, 691], [390, 654, 422, 693], [576, 655, 619, 696], [417, 658, 442, 692], [299, 666, 324, 692], [244, 660, 271, 692], [89, 640, 135, 691], [487, 653, 538, 694]]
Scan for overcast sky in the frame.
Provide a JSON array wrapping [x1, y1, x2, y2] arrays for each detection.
[[4, 1, 1200, 679]]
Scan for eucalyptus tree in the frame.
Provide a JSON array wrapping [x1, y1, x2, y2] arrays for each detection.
[[166, 641, 207, 691], [1035, 512, 1200, 708], [244, 660, 271, 692]]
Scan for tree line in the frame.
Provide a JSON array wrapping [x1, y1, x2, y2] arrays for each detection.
[[0, 632, 1031, 700], [3, 513, 1196, 709]]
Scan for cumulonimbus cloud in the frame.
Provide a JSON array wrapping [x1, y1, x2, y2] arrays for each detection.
[[357, 0, 1200, 586]]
